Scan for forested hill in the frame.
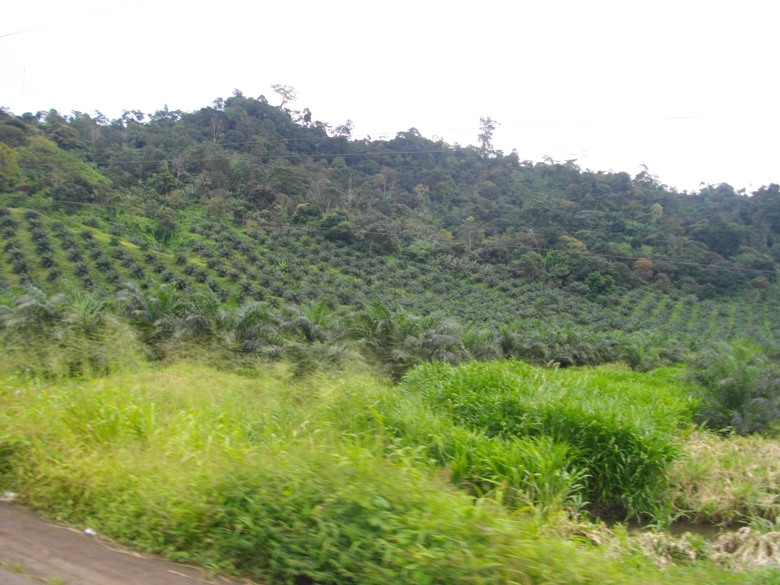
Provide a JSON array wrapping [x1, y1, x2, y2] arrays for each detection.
[[0, 89, 778, 301]]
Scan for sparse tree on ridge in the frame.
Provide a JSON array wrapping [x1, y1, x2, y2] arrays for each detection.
[[478, 116, 498, 157], [271, 84, 298, 109]]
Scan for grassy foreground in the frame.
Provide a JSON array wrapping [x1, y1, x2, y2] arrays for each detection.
[[0, 362, 778, 584]]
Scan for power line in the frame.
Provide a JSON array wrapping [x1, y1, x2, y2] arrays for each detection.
[[9, 201, 777, 277], [15, 144, 497, 170], [257, 223, 778, 277], [0, 0, 151, 39], [3, 110, 705, 159]]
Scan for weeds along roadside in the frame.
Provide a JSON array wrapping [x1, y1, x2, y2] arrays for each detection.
[[0, 363, 652, 585], [668, 430, 780, 525], [1, 359, 779, 583]]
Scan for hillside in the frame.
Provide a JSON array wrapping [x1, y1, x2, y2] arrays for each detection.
[[2, 92, 780, 584], [2, 92, 779, 292], [0, 93, 778, 380]]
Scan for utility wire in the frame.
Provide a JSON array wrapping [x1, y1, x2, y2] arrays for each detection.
[[16, 147, 487, 169], [6, 113, 704, 159], [6, 203, 777, 276], [0, 0, 151, 39]]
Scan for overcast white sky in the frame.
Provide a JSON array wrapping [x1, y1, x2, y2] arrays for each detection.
[[1, 0, 778, 193]]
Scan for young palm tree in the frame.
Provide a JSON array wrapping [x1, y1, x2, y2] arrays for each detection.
[[0, 286, 61, 333], [225, 301, 282, 356], [461, 323, 503, 361], [688, 340, 780, 434]]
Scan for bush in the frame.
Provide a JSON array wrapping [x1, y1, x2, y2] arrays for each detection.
[[686, 341, 780, 435], [0, 365, 627, 585], [0, 287, 140, 378], [402, 361, 695, 519]]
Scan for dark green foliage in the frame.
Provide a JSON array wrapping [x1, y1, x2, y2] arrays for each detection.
[[585, 271, 615, 298], [11, 259, 28, 274], [686, 341, 780, 435], [0, 214, 16, 228], [39, 253, 55, 269], [291, 202, 322, 224], [0, 97, 777, 386], [73, 262, 89, 277]]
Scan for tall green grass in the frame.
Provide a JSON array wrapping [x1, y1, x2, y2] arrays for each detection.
[[1, 363, 775, 584], [0, 364, 638, 584], [402, 361, 697, 520], [313, 365, 587, 518]]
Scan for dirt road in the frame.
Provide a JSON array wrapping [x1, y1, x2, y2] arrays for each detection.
[[0, 503, 257, 585]]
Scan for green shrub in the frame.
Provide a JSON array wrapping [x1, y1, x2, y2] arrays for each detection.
[[0, 286, 140, 378], [686, 340, 780, 435], [0, 365, 630, 585], [402, 361, 695, 519], [315, 369, 586, 518]]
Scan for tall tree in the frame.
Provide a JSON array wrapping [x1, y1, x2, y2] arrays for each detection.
[[271, 84, 298, 109], [478, 116, 498, 157]]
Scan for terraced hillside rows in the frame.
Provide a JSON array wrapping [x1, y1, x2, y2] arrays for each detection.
[[0, 205, 778, 381]]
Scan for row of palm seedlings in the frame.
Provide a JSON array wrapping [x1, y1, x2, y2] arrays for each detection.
[[2, 284, 777, 438], [0, 284, 690, 378], [2, 207, 779, 353], [616, 287, 780, 347]]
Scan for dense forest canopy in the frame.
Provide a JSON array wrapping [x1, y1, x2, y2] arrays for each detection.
[[1, 90, 777, 300]]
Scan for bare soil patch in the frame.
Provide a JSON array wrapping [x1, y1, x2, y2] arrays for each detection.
[[0, 503, 258, 585]]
